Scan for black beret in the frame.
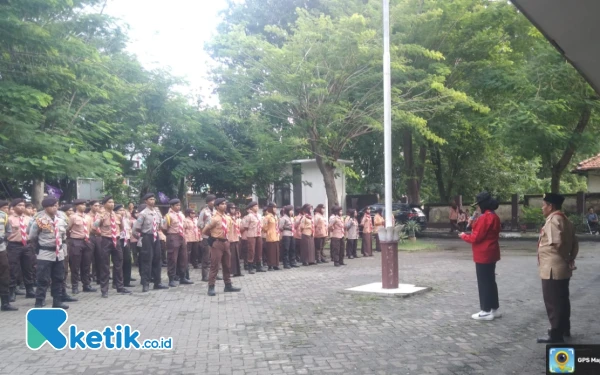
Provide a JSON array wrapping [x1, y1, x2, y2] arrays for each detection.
[[142, 193, 155, 201], [42, 198, 58, 208], [169, 199, 180, 205], [185, 209, 195, 216], [89, 200, 100, 206], [114, 205, 124, 212], [101, 196, 113, 205], [0, 200, 8, 208], [72, 199, 87, 206], [205, 194, 216, 203], [214, 198, 227, 206], [59, 204, 73, 212], [543, 193, 565, 206], [227, 202, 237, 210], [10, 198, 25, 207], [471, 191, 492, 207], [247, 201, 258, 209]]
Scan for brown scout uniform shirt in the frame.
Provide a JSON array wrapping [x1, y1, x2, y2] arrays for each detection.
[[538, 211, 578, 280], [203, 211, 231, 240], [68, 212, 91, 239]]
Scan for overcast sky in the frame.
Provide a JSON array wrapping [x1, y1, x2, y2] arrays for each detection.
[[104, 0, 229, 102]]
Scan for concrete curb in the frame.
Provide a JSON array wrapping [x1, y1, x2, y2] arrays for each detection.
[[338, 286, 433, 299]]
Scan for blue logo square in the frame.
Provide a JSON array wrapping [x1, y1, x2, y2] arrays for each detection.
[[548, 348, 575, 373]]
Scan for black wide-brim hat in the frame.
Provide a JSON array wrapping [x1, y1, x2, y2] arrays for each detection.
[[471, 191, 492, 207]]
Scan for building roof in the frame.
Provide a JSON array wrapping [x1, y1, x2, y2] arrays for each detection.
[[572, 153, 600, 173], [511, 0, 600, 96], [290, 159, 353, 165]]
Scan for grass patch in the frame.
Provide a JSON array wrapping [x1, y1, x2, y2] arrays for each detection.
[[398, 240, 438, 252]]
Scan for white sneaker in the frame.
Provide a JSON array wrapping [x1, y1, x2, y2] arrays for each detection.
[[471, 311, 494, 321], [491, 309, 502, 318]]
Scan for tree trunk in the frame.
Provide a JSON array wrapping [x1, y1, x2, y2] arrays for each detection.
[[431, 145, 448, 202], [31, 178, 44, 209], [314, 155, 339, 209], [550, 106, 592, 193], [403, 128, 420, 204]]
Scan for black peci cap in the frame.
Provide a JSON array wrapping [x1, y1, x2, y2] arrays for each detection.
[[543, 193, 565, 207]]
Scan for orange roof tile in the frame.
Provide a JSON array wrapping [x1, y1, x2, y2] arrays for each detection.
[[573, 153, 600, 172]]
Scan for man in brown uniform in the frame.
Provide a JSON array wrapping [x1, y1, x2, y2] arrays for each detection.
[[242, 202, 266, 273], [202, 198, 241, 296], [537, 193, 578, 344], [68, 199, 96, 294], [88, 200, 102, 284], [313, 204, 329, 263], [163, 199, 193, 287], [92, 196, 131, 298], [6, 198, 35, 301], [197, 195, 216, 282]]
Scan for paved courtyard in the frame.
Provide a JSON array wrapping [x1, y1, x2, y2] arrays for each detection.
[[0, 239, 598, 375]]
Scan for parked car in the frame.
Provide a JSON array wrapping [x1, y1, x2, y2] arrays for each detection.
[[357, 203, 427, 232]]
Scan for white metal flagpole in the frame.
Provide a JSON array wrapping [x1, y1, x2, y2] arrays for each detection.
[[383, 0, 393, 228]]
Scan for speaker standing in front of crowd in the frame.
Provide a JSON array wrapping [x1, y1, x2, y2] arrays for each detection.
[[28, 198, 71, 309], [202, 198, 241, 296], [536, 193, 578, 344], [93, 196, 131, 298], [163, 199, 192, 287], [5, 198, 35, 301], [459, 191, 502, 321], [67, 199, 96, 294], [0, 200, 17, 311], [133, 193, 168, 292]]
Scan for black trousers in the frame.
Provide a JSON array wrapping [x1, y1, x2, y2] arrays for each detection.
[[281, 236, 296, 266], [0, 251, 10, 296], [120, 239, 132, 286], [475, 262, 499, 312], [35, 257, 65, 299], [542, 278, 571, 339], [140, 234, 162, 286], [7, 242, 34, 288], [346, 239, 357, 257]]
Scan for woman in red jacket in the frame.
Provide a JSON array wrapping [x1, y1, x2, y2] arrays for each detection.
[[459, 192, 501, 321]]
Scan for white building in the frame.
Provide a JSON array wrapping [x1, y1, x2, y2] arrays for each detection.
[[573, 153, 600, 192], [268, 159, 352, 213]]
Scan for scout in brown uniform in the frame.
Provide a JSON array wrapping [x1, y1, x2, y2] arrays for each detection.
[[361, 207, 373, 257], [0, 200, 17, 311], [242, 201, 266, 273], [329, 206, 346, 267], [184, 209, 200, 269], [88, 200, 102, 284], [226, 203, 243, 277], [313, 204, 329, 263], [279, 205, 299, 269], [293, 207, 303, 263], [263, 202, 281, 270], [373, 208, 384, 252], [197, 195, 216, 281], [163, 199, 192, 287], [345, 209, 359, 259], [536, 193, 579, 344], [5, 199, 35, 301], [240, 210, 249, 271], [298, 204, 316, 266], [92, 196, 131, 298], [202, 198, 242, 296], [67, 199, 96, 294], [115, 205, 135, 287]]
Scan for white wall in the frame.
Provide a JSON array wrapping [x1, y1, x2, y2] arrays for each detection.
[[588, 173, 600, 192], [289, 161, 347, 213]]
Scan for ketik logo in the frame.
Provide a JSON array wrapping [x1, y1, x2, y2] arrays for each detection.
[[26, 309, 69, 350]]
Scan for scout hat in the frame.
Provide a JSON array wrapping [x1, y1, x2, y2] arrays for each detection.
[[142, 193, 155, 201], [72, 199, 87, 206], [169, 199, 180, 206], [471, 191, 492, 207], [101, 195, 113, 204], [42, 197, 58, 208], [10, 198, 24, 207], [247, 201, 258, 209], [214, 198, 227, 206], [205, 195, 216, 203]]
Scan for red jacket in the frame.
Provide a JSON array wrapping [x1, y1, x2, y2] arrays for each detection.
[[460, 211, 501, 264]]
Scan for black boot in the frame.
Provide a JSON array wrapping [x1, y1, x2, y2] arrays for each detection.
[[142, 284, 150, 293], [117, 288, 132, 294], [224, 284, 241, 293], [248, 265, 255, 274], [82, 285, 97, 292], [168, 277, 178, 288], [62, 293, 78, 302], [72, 286, 80, 295], [52, 298, 69, 309], [255, 264, 267, 272], [1, 295, 18, 311], [34, 298, 44, 308], [15, 287, 25, 296], [180, 278, 194, 285], [207, 285, 216, 297], [154, 283, 169, 290], [25, 285, 36, 298], [8, 287, 16, 302]]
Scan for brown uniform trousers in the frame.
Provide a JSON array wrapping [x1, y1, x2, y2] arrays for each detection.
[[265, 241, 280, 267], [199, 238, 212, 280], [167, 234, 187, 281], [6, 242, 34, 288], [98, 237, 124, 294], [209, 239, 231, 286], [187, 241, 200, 268], [314, 237, 326, 261], [0, 251, 10, 296], [330, 238, 345, 265], [542, 278, 571, 339], [247, 237, 262, 265], [91, 235, 102, 282], [68, 238, 93, 289], [240, 239, 248, 269]]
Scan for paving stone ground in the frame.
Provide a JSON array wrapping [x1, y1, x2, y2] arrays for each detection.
[[0, 239, 598, 375]]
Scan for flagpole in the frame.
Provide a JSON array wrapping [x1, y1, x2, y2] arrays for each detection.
[[383, 0, 392, 228]]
